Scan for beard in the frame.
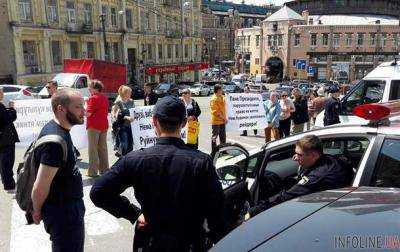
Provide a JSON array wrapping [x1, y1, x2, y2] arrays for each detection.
[[66, 110, 84, 125]]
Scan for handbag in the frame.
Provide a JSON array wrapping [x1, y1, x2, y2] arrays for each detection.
[[187, 120, 200, 145]]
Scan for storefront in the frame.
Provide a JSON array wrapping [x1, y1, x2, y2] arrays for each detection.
[[145, 62, 209, 83]]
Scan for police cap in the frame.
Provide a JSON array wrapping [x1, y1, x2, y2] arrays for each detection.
[[328, 85, 340, 94], [153, 95, 186, 123]]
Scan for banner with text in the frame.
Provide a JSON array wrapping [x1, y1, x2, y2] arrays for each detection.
[[226, 93, 268, 131], [130, 106, 186, 150], [14, 99, 88, 149]]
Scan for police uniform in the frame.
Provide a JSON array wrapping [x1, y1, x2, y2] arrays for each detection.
[[249, 154, 352, 217], [90, 96, 226, 252], [323, 86, 341, 126]]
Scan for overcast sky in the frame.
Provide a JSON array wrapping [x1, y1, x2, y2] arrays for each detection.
[[227, 0, 290, 6]]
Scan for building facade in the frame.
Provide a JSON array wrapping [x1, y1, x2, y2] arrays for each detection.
[[0, 0, 204, 86], [235, 26, 262, 75]]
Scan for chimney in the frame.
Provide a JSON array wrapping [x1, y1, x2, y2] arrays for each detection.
[[302, 10, 309, 24]]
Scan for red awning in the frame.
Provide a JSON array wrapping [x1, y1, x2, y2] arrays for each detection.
[[145, 62, 209, 75]]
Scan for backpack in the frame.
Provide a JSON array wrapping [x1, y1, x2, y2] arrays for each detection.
[[16, 135, 67, 218]]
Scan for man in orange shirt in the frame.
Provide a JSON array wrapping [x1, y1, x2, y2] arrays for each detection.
[[210, 84, 227, 153]]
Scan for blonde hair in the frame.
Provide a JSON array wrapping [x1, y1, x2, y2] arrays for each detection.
[[117, 85, 132, 98]]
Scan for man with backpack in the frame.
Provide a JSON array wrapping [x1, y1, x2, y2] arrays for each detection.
[[29, 88, 86, 251]]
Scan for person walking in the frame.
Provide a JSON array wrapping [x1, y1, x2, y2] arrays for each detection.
[[143, 83, 158, 106], [112, 85, 135, 156], [31, 89, 85, 251], [90, 96, 226, 251], [279, 91, 295, 138], [241, 85, 258, 136], [310, 88, 327, 126], [86, 80, 109, 177], [0, 87, 19, 192], [210, 84, 227, 153], [291, 88, 309, 134], [264, 92, 281, 143], [323, 86, 341, 126], [181, 89, 201, 149]]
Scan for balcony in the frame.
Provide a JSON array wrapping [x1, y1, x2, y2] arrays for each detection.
[[66, 23, 93, 34], [166, 30, 181, 39]]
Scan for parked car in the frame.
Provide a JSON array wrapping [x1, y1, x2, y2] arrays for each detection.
[[223, 83, 241, 94], [189, 83, 211, 96], [26, 85, 45, 98], [178, 84, 190, 95], [154, 83, 179, 97], [0, 84, 36, 106]]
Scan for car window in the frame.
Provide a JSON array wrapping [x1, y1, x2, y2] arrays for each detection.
[[236, 151, 264, 178], [344, 80, 385, 114], [75, 77, 87, 89], [389, 80, 400, 100], [371, 138, 400, 188], [2, 86, 20, 92]]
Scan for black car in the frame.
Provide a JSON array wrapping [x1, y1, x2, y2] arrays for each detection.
[[128, 85, 144, 99], [212, 187, 400, 251], [154, 83, 179, 97]]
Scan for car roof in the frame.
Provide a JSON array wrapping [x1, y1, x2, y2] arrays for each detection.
[[0, 84, 29, 88], [364, 61, 400, 80], [213, 187, 400, 251]]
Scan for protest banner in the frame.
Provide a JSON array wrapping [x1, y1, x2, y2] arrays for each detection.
[[14, 99, 88, 149], [130, 106, 186, 150], [226, 93, 268, 131]]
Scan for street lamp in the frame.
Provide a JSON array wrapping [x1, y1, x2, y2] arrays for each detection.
[[180, 1, 192, 81], [99, 14, 108, 61], [212, 36, 222, 85]]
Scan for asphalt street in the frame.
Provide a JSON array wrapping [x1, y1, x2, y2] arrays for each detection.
[[0, 95, 267, 252]]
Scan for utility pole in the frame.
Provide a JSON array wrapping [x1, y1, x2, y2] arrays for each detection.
[[100, 14, 108, 61]]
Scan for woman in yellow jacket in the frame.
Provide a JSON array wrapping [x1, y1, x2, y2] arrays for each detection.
[[210, 84, 227, 153]]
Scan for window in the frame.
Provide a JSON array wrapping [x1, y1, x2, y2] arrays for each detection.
[[51, 41, 62, 66], [147, 44, 152, 60], [333, 33, 340, 47], [102, 5, 108, 26], [66, 1, 76, 23], [140, 10, 148, 31], [175, 44, 180, 59], [185, 44, 189, 58], [294, 34, 300, 46], [381, 33, 387, 47], [344, 80, 385, 114], [371, 139, 400, 187], [370, 33, 376, 46], [22, 41, 38, 69], [167, 44, 172, 59], [256, 35, 260, 46], [278, 35, 283, 46], [46, 0, 58, 23], [156, 15, 161, 32], [345, 33, 352, 46], [111, 7, 117, 27], [392, 33, 399, 47], [195, 44, 198, 59], [113, 43, 119, 62], [255, 58, 260, 65], [84, 3, 92, 24], [158, 44, 163, 60], [267, 35, 271, 46], [87, 42, 95, 59], [19, 0, 32, 21], [389, 80, 400, 100], [357, 33, 364, 46], [247, 36, 251, 46], [70, 41, 79, 58], [126, 9, 133, 29], [322, 33, 329, 46], [310, 34, 317, 46]]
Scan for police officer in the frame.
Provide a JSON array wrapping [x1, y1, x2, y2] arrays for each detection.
[[90, 96, 226, 251], [323, 85, 341, 126], [246, 135, 352, 218]]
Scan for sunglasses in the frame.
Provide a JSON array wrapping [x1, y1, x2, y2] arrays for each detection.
[[46, 86, 52, 89]]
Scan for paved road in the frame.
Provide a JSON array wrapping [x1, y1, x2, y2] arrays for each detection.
[[0, 95, 267, 252]]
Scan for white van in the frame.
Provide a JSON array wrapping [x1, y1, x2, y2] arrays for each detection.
[[315, 60, 400, 127], [38, 73, 90, 98]]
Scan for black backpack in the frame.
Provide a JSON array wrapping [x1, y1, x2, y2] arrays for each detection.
[[16, 135, 67, 223]]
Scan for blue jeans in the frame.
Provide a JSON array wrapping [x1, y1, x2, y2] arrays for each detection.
[[118, 124, 133, 156], [42, 199, 85, 252], [0, 145, 16, 190]]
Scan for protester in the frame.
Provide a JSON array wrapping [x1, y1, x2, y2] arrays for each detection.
[[264, 92, 281, 143], [143, 83, 158, 106], [45, 81, 58, 98], [112, 85, 135, 156], [241, 85, 258, 137], [279, 91, 295, 138], [31, 88, 85, 251], [210, 84, 227, 153], [324, 86, 341, 126], [247, 135, 352, 219], [310, 89, 327, 126], [86, 80, 109, 177], [181, 88, 201, 149], [291, 88, 309, 134], [0, 87, 19, 192], [90, 96, 226, 251]]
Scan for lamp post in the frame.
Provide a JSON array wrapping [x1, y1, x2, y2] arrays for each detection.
[[212, 36, 221, 85], [99, 14, 108, 61], [181, 1, 191, 81]]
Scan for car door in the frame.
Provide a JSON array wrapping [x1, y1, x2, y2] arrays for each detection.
[[212, 143, 250, 230]]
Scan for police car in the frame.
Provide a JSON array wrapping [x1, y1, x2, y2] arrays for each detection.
[[213, 101, 400, 232], [315, 59, 400, 127]]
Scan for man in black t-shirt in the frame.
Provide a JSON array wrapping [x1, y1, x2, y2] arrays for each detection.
[[143, 83, 158, 106], [31, 88, 86, 251]]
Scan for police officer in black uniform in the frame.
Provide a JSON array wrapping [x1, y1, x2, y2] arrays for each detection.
[[323, 85, 341, 126], [247, 135, 352, 218], [90, 96, 226, 251]]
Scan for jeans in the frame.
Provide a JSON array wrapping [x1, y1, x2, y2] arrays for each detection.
[[211, 124, 226, 153], [0, 145, 16, 190], [279, 118, 291, 138], [118, 124, 133, 156], [42, 199, 85, 252]]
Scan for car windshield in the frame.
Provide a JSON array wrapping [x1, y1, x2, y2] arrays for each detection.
[[157, 83, 170, 90], [53, 73, 77, 86], [193, 84, 202, 88]]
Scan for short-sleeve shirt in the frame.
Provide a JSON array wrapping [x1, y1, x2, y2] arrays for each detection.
[[35, 120, 83, 204]]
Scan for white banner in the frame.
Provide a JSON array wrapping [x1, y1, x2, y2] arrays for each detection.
[[226, 93, 268, 131], [14, 99, 88, 149], [130, 106, 186, 150]]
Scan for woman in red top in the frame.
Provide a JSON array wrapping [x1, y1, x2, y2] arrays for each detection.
[[86, 80, 109, 177]]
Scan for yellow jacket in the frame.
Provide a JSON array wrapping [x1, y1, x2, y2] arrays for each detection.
[[210, 94, 226, 125]]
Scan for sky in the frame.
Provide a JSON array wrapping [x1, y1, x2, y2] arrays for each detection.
[[227, 0, 290, 6]]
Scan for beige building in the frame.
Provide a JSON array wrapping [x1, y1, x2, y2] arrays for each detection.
[[235, 26, 262, 75], [0, 0, 204, 86]]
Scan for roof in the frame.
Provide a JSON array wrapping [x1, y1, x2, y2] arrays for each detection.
[[202, 0, 275, 15], [265, 5, 304, 22], [309, 14, 400, 26]]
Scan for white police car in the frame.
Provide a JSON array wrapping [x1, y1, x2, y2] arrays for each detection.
[[315, 59, 400, 127], [214, 101, 400, 230]]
